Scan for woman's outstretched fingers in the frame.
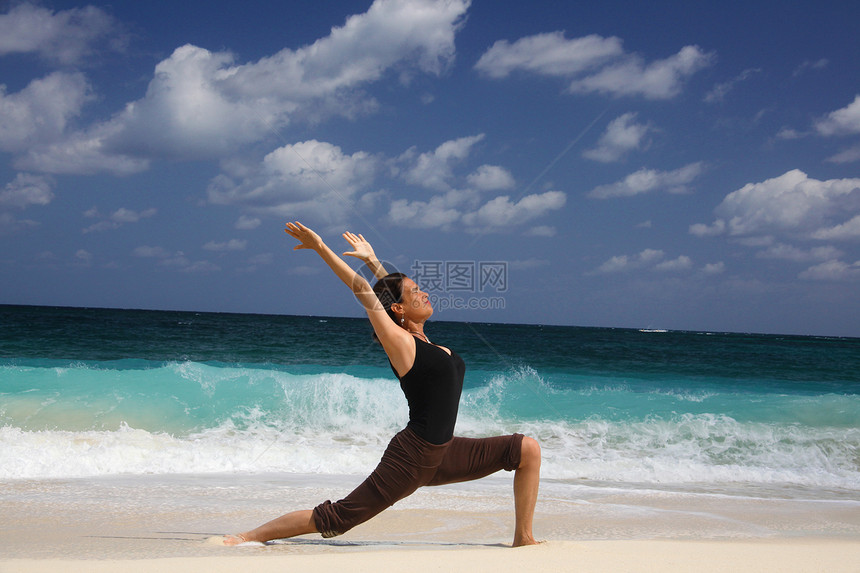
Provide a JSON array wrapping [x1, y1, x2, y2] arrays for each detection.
[[285, 221, 324, 251]]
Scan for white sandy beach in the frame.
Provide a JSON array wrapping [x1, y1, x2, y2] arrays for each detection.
[[5, 539, 860, 573], [2, 473, 859, 572]]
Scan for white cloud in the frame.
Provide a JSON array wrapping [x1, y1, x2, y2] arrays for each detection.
[[588, 162, 704, 199], [389, 189, 474, 229], [161, 252, 190, 267], [19, 0, 470, 172], [466, 164, 515, 190], [389, 189, 565, 233], [692, 170, 860, 239], [474, 32, 623, 78], [815, 95, 860, 136], [654, 255, 693, 272], [375, 134, 564, 232], [703, 68, 760, 103], [132, 245, 219, 273], [689, 219, 726, 237], [203, 239, 248, 252], [74, 249, 93, 265], [209, 134, 520, 229], [0, 212, 39, 232], [112, 207, 156, 223], [756, 243, 843, 262], [208, 140, 378, 223], [568, 45, 715, 100], [0, 3, 124, 65], [779, 95, 860, 163], [398, 134, 485, 190], [262, 140, 376, 199], [591, 248, 665, 274], [357, 189, 388, 211], [826, 144, 860, 164], [0, 72, 93, 152], [583, 112, 652, 162], [811, 214, 860, 241], [792, 58, 828, 77], [476, 31, 713, 100], [15, 121, 150, 175], [231, 0, 469, 95], [0, 173, 54, 208], [775, 127, 808, 140], [235, 215, 262, 230], [593, 252, 718, 277], [799, 259, 860, 281], [461, 191, 566, 232], [83, 207, 156, 233], [105, 46, 266, 160]]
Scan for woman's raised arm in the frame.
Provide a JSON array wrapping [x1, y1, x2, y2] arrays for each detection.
[[284, 222, 379, 310], [342, 232, 388, 280], [284, 222, 414, 372]]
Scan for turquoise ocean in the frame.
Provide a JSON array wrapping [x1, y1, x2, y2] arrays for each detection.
[[2, 305, 859, 500]]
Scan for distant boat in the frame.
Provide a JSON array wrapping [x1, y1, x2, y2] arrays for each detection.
[[639, 328, 668, 333]]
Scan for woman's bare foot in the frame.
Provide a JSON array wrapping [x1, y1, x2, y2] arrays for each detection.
[[512, 535, 541, 547], [222, 533, 249, 546]]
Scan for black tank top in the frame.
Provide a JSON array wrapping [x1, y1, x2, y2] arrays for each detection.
[[391, 337, 465, 444]]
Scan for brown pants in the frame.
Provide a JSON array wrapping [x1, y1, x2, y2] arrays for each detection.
[[312, 427, 524, 538]]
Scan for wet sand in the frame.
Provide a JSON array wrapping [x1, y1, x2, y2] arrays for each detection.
[[2, 473, 858, 571]]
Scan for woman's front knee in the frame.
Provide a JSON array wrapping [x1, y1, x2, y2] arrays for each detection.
[[519, 436, 541, 469]]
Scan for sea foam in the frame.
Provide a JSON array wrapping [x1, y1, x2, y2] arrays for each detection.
[[2, 356, 859, 490]]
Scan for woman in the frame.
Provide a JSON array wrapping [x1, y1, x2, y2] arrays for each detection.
[[224, 222, 540, 547]]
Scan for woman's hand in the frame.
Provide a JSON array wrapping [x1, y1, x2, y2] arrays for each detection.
[[342, 232, 376, 262], [343, 231, 388, 279], [284, 221, 324, 252]]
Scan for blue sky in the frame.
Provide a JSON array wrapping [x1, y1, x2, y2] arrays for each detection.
[[1, 0, 859, 336]]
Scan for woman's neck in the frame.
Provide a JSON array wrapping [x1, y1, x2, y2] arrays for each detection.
[[403, 321, 428, 342]]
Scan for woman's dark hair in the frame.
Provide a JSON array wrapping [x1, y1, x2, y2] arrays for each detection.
[[371, 272, 406, 343], [372, 272, 406, 324]]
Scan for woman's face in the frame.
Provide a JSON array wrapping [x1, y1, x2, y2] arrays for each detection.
[[398, 277, 433, 321]]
